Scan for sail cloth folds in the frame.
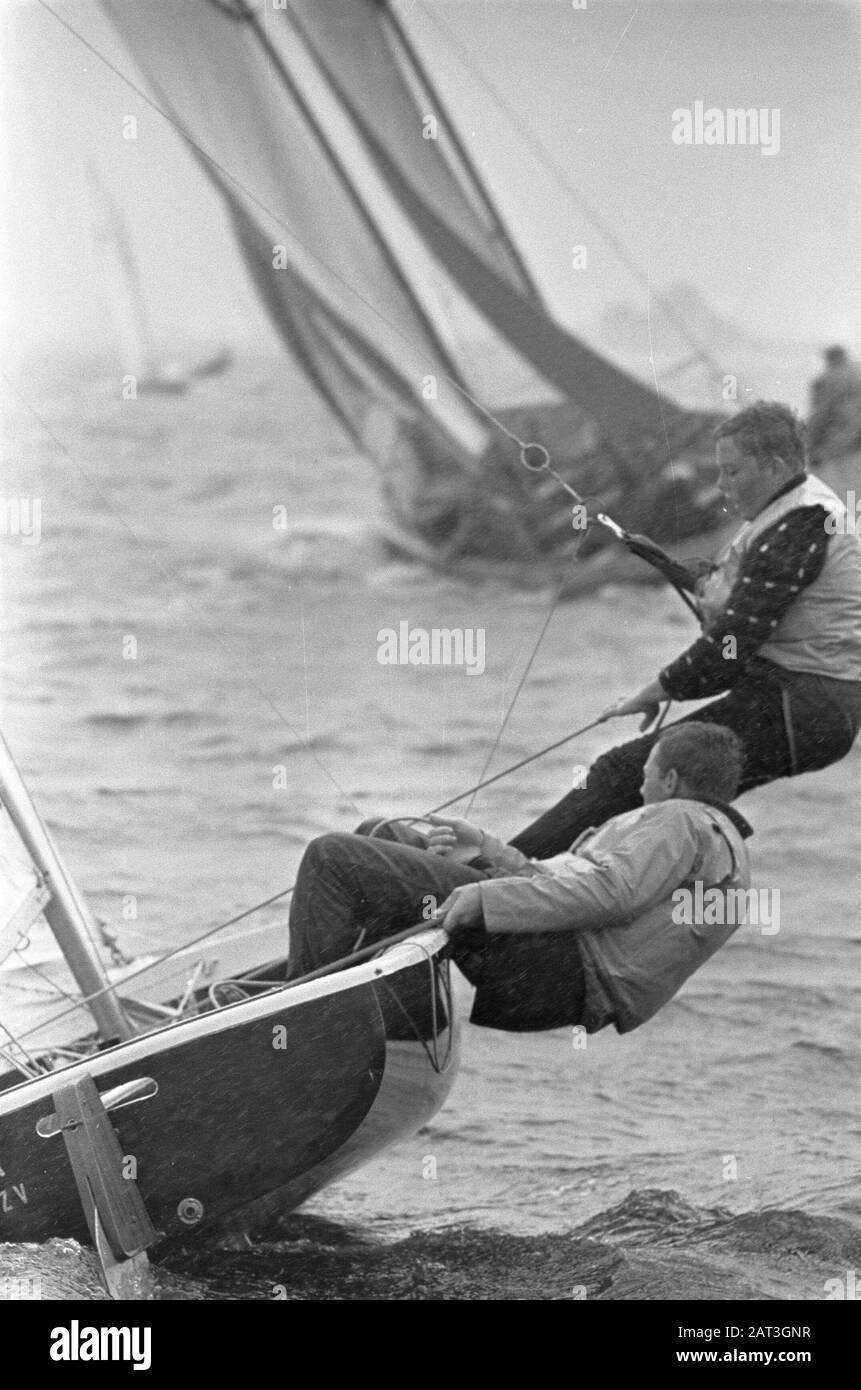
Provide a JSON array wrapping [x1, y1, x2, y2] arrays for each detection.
[[99, 0, 487, 451], [276, 15, 680, 443], [218, 168, 485, 485], [98, 0, 709, 560], [276, 0, 542, 301]]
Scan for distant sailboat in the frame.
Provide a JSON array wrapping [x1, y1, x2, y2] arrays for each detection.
[[94, 0, 726, 580], [87, 154, 234, 396]]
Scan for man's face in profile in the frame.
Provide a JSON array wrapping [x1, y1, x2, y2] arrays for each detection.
[[641, 745, 676, 804], [716, 437, 789, 521]]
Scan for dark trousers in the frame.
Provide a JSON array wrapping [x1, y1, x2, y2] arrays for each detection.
[[287, 825, 588, 1032], [510, 662, 861, 859], [287, 830, 486, 978]]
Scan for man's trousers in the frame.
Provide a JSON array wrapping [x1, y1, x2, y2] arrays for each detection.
[[510, 661, 861, 859], [287, 830, 589, 1032]]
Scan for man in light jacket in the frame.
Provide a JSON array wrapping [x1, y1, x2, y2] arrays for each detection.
[[287, 722, 753, 1035]]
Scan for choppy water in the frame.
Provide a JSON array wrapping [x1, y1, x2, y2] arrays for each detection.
[[1, 357, 859, 1299]]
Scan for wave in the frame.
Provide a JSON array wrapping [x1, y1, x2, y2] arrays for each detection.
[[3, 1189, 857, 1301], [82, 710, 223, 731], [789, 1040, 848, 1059]]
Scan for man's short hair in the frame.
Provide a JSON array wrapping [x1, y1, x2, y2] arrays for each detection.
[[713, 401, 806, 474], [654, 722, 744, 803]]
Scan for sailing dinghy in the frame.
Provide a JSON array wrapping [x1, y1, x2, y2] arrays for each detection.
[[0, 732, 458, 1285]]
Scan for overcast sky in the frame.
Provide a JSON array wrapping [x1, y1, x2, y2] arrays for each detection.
[[1, 0, 859, 363]]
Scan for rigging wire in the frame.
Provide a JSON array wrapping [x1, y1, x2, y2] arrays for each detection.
[[426, 713, 611, 816], [463, 537, 585, 820], [0, 1017, 45, 1079], [11, 882, 299, 1046], [12, 946, 82, 1012]]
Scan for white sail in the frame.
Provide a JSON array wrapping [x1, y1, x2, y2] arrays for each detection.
[[0, 808, 50, 968]]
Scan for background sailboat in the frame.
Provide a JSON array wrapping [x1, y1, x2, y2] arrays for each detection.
[[94, 0, 727, 579], [87, 153, 234, 397]]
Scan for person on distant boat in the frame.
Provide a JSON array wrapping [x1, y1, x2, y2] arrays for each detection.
[[508, 401, 861, 861], [287, 723, 752, 1034], [807, 346, 861, 468]]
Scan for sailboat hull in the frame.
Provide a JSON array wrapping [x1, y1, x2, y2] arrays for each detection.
[[0, 931, 457, 1248]]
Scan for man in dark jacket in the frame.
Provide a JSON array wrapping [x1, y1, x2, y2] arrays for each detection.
[[510, 401, 861, 860]]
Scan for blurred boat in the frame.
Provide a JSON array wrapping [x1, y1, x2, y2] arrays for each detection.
[[87, 153, 233, 396], [94, 0, 728, 580]]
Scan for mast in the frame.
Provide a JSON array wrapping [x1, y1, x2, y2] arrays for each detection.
[[0, 731, 134, 1045]]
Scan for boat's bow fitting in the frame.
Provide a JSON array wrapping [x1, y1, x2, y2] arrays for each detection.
[[36, 1072, 158, 1299]]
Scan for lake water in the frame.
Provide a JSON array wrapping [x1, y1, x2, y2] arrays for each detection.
[[1, 357, 859, 1299]]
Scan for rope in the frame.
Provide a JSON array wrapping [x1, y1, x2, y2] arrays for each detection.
[[12, 947, 82, 1011], [651, 700, 674, 737], [426, 715, 609, 815], [463, 528, 589, 820], [0, 1018, 45, 1079], [282, 920, 436, 988], [12, 883, 297, 1046]]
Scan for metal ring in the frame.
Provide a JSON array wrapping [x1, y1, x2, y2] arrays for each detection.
[[519, 442, 551, 473], [177, 1197, 205, 1225]]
